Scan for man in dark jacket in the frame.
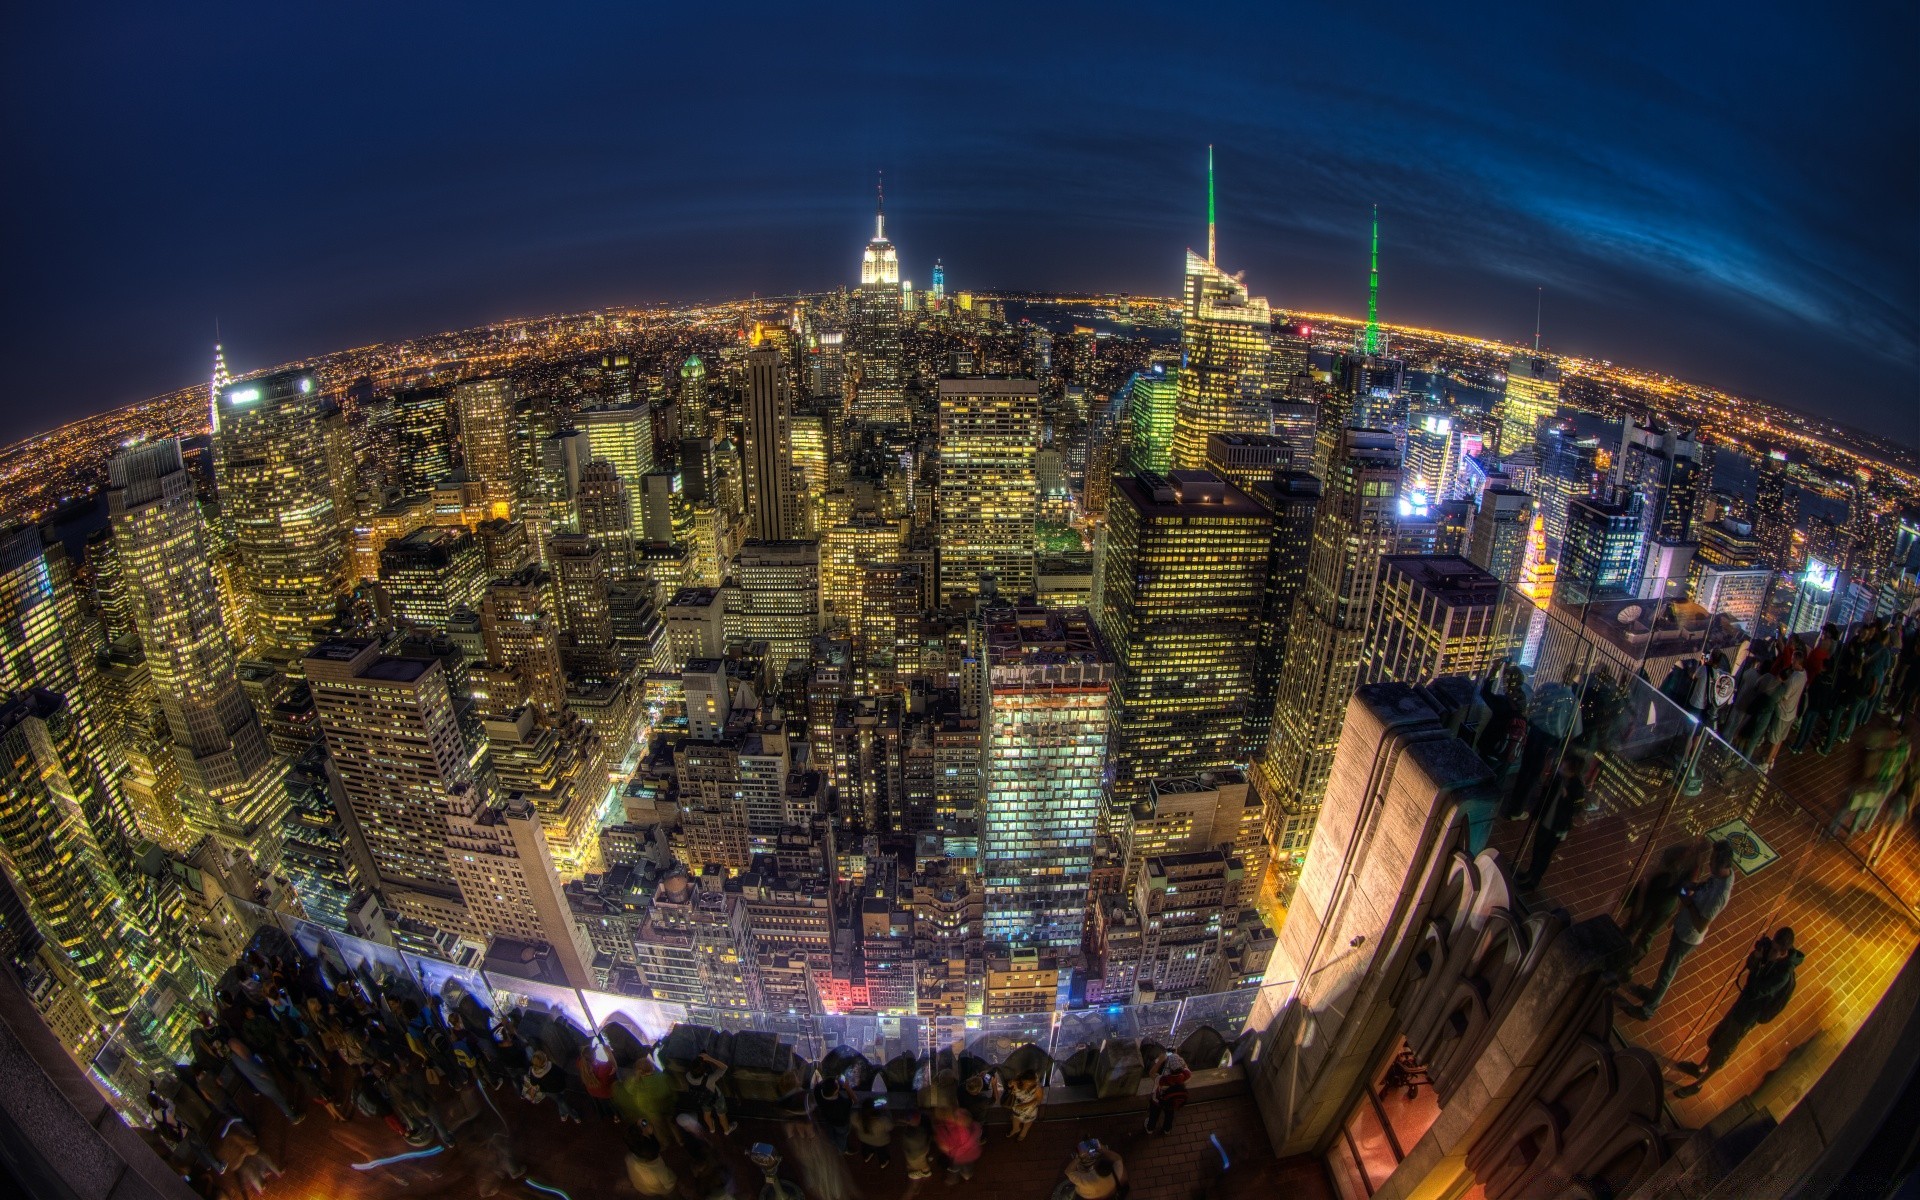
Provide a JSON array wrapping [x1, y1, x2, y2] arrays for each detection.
[[1673, 927, 1802, 1098], [1516, 753, 1589, 888]]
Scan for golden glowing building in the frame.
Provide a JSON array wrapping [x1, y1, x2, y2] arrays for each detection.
[[1095, 470, 1268, 809], [108, 440, 288, 869], [213, 368, 347, 665], [936, 378, 1039, 604], [1169, 250, 1273, 470]]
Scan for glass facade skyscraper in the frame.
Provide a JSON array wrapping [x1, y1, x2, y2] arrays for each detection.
[[1170, 251, 1272, 470], [979, 606, 1111, 957]]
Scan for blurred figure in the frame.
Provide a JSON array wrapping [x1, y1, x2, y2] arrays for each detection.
[[1673, 928, 1802, 1099], [1626, 840, 1735, 1020]]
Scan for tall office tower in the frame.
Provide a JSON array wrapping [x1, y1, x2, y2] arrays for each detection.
[[1362, 555, 1506, 685], [305, 639, 471, 932], [1096, 471, 1268, 808], [213, 368, 346, 666], [108, 440, 288, 868], [1753, 450, 1795, 569], [638, 472, 687, 548], [1615, 417, 1701, 543], [1122, 367, 1180, 474], [0, 691, 141, 1036], [1537, 426, 1602, 555], [830, 695, 905, 830], [379, 526, 485, 631], [1245, 471, 1321, 748], [1169, 254, 1273, 470], [857, 562, 922, 691], [440, 786, 595, 986], [634, 868, 765, 1012], [727, 539, 821, 679], [979, 606, 1113, 957], [936, 378, 1040, 604], [550, 535, 619, 673], [678, 355, 710, 441], [1556, 497, 1644, 606], [480, 565, 568, 715], [0, 527, 105, 740], [663, 586, 727, 669], [1403, 411, 1458, 502], [744, 345, 800, 541], [96, 644, 191, 852], [391, 385, 456, 493], [822, 514, 906, 631], [789, 413, 827, 535], [1495, 353, 1561, 458], [1465, 486, 1535, 588], [808, 330, 848, 402], [1203, 432, 1293, 492], [574, 461, 637, 579], [851, 186, 909, 426], [452, 376, 515, 508], [84, 528, 132, 644], [578, 404, 654, 528], [1252, 429, 1401, 873]]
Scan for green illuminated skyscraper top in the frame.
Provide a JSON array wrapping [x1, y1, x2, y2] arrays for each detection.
[[1365, 204, 1380, 356]]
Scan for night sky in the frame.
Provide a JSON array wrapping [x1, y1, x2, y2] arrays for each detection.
[[5, 2, 1915, 448]]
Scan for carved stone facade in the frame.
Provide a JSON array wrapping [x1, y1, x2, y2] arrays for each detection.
[[1249, 682, 1671, 1199]]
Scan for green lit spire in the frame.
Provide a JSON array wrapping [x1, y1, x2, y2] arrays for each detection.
[[1365, 204, 1380, 356], [1207, 144, 1216, 265]]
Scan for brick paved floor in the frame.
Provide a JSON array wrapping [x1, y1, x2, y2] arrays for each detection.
[[1491, 716, 1920, 1128], [164, 1073, 1332, 1200]]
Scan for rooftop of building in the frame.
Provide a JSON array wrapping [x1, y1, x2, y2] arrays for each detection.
[[1113, 469, 1264, 517], [1379, 553, 1502, 602]]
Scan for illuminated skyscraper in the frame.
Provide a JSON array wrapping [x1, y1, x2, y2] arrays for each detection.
[[727, 539, 821, 679], [1753, 450, 1795, 569], [1362, 556, 1507, 685], [678, 355, 710, 442], [579, 404, 655, 528], [575, 461, 637, 579], [306, 639, 471, 933], [1251, 429, 1400, 872], [213, 368, 346, 665], [0, 691, 141, 1039], [1095, 471, 1268, 809], [979, 605, 1112, 957], [936, 378, 1039, 604], [453, 376, 516, 508], [390, 385, 456, 493], [1556, 497, 1643, 606], [1537, 425, 1601, 554], [851, 182, 909, 425], [480, 565, 568, 716], [1403, 411, 1459, 502], [1169, 250, 1273, 470], [1244, 471, 1321, 749], [1495, 354, 1561, 458], [744, 345, 800, 541], [108, 440, 288, 868], [1123, 367, 1179, 474], [1465, 486, 1534, 588], [378, 526, 485, 631]]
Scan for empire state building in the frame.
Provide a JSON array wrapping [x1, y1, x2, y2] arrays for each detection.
[[851, 180, 908, 426]]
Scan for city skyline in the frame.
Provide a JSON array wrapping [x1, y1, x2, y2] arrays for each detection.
[[4, 2, 1915, 449], [1, 10, 1918, 1197]]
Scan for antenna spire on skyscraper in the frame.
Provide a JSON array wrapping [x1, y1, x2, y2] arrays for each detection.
[[876, 171, 885, 240], [210, 324, 232, 435], [1365, 205, 1381, 356], [1207, 145, 1216, 266], [1533, 286, 1543, 354]]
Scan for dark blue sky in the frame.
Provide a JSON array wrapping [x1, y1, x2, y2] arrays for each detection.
[[5, 2, 1916, 447]]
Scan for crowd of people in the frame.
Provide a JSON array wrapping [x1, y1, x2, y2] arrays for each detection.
[[1469, 611, 1920, 887], [1459, 612, 1914, 1099], [142, 935, 1207, 1198]]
